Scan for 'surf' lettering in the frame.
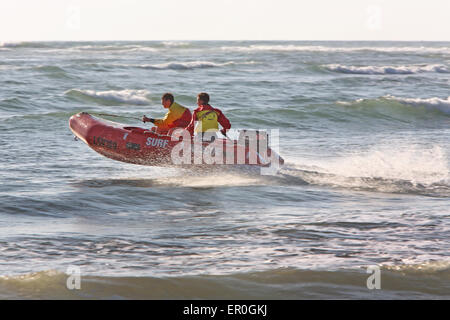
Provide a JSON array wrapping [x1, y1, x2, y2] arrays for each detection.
[[93, 136, 117, 150], [146, 137, 169, 148]]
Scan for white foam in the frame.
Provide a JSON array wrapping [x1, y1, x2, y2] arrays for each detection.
[[337, 95, 450, 115], [0, 41, 22, 48], [69, 44, 157, 52], [220, 45, 450, 55], [159, 174, 262, 188], [330, 145, 448, 184], [139, 61, 234, 70], [383, 95, 450, 114], [0, 65, 21, 70], [288, 144, 449, 192], [127, 46, 159, 53], [384, 261, 450, 274], [65, 89, 151, 105], [335, 99, 365, 106], [161, 41, 190, 47], [325, 64, 449, 74]]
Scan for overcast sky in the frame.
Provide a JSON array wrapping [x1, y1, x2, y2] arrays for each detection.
[[1, 0, 449, 41]]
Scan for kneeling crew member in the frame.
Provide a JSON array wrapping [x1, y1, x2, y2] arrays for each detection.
[[185, 92, 231, 140], [143, 93, 191, 134]]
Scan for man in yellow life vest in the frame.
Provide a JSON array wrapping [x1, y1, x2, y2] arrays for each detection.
[[142, 93, 191, 134], [185, 92, 231, 139]]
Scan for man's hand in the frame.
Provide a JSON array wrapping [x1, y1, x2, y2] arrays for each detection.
[[142, 115, 155, 123], [220, 129, 227, 136]]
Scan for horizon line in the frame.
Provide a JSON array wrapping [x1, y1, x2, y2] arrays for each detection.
[[2, 39, 450, 43]]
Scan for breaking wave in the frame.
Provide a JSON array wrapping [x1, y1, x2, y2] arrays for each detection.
[[138, 61, 237, 70], [1, 263, 449, 299], [33, 65, 74, 80], [324, 64, 449, 74], [2, 42, 450, 57], [0, 41, 30, 48], [71, 44, 159, 53], [161, 41, 192, 47], [220, 45, 450, 55], [0, 41, 55, 49], [337, 95, 450, 116], [383, 95, 450, 114], [65, 89, 151, 105]]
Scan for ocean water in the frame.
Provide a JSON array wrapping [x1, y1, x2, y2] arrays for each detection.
[[0, 41, 449, 299]]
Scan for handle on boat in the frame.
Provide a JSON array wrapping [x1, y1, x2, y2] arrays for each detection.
[[90, 112, 141, 121], [221, 130, 232, 141]]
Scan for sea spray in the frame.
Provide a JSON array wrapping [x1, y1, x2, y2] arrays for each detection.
[[284, 143, 449, 195]]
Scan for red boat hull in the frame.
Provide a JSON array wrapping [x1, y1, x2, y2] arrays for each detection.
[[69, 112, 284, 167]]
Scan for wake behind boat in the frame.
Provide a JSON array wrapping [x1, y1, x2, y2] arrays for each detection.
[[69, 112, 284, 168]]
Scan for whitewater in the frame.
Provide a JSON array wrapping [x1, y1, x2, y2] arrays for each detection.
[[0, 41, 449, 299]]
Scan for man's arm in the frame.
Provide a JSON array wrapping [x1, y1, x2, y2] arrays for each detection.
[[154, 109, 179, 130], [185, 110, 197, 136], [216, 109, 231, 131]]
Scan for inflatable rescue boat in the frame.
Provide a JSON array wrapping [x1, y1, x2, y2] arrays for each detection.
[[69, 112, 284, 167]]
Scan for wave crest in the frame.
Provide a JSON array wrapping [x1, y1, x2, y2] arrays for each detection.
[[139, 61, 234, 70], [0, 41, 52, 49], [325, 64, 449, 75], [65, 89, 151, 105], [337, 95, 450, 115], [382, 95, 450, 115], [2, 266, 449, 299], [220, 45, 450, 55]]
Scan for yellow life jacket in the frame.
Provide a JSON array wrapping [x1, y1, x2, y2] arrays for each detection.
[[195, 109, 219, 133], [154, 102, 189, 130]]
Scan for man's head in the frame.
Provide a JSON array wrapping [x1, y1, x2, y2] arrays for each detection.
[[197, 92, 209, 106], [161, 93, 174, 108]]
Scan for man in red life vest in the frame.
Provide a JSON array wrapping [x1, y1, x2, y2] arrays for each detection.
[[143, 93, 191, 134], [185, 92, 231, 140]]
